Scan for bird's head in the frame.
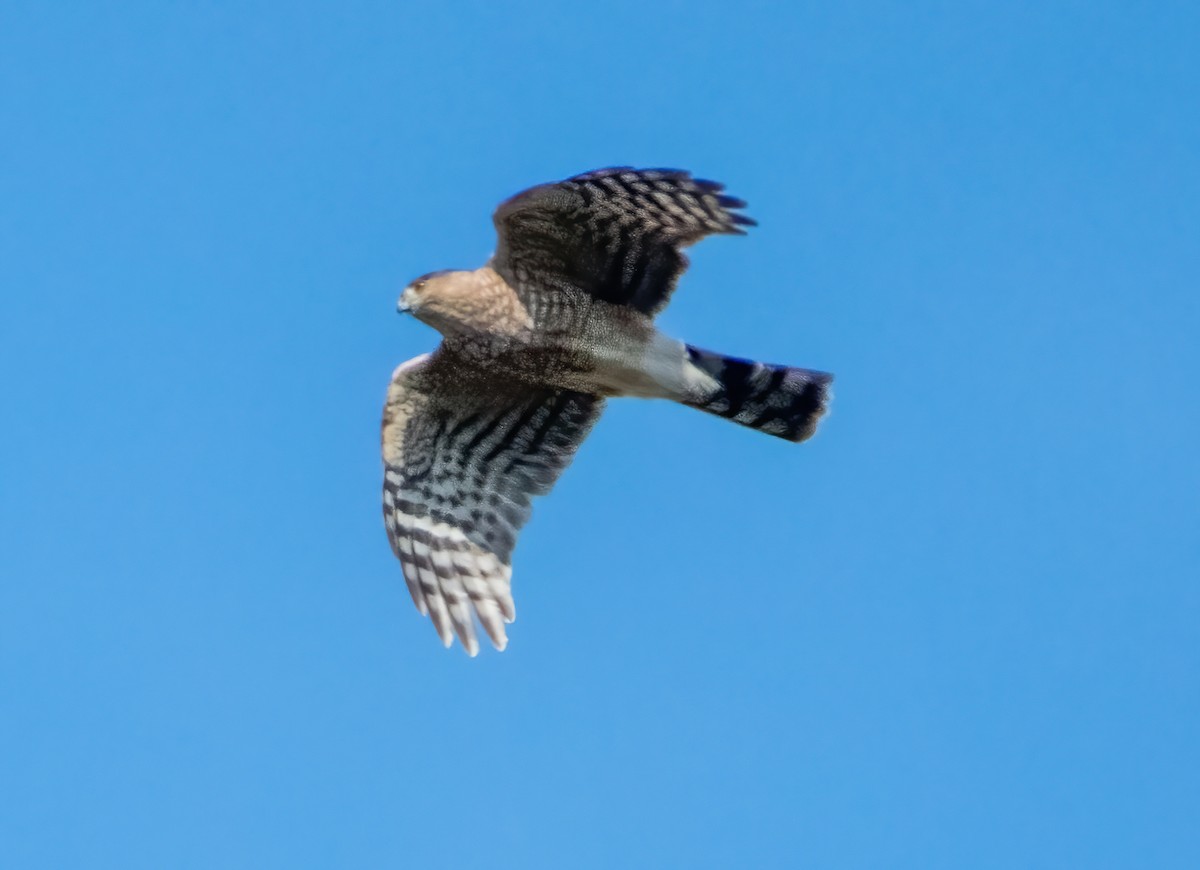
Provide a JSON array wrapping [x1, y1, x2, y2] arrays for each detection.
[[397, 269, 479, 335]]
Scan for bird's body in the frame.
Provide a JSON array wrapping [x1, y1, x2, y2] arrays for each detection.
[[382, 168, 833, 655], [399, 265, 706, 401]]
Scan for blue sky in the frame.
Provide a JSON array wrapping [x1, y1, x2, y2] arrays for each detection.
[[2, 2, 1198, 867]]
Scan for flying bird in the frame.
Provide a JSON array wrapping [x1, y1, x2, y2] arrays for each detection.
[[382, 167, 832, 655]]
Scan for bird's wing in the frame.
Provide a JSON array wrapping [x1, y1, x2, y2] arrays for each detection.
[[381, 351, 604, 655], [491, 167, 755, 316]]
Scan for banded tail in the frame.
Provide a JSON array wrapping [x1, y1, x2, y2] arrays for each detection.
[[684, 345, 832, 442]]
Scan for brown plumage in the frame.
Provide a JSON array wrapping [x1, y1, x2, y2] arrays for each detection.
[[383, 168, 833, 655]]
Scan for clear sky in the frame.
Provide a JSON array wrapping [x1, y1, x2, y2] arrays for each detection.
[[2, 2, 1197, 868]]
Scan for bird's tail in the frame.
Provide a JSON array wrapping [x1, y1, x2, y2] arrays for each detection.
[[683, 345, 832, 443]]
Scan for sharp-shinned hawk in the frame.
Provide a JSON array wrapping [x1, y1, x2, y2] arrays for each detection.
[[382, 167, 832, 655]]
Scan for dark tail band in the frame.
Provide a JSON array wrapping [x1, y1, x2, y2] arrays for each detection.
[[684, 345, 832, 442]]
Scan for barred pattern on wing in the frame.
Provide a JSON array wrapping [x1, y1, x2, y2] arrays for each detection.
[[381, 352, 603, 655], [492, 167, 756, 316]]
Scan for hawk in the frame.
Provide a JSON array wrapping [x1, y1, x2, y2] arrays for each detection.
[[382, 167, 832, 655]]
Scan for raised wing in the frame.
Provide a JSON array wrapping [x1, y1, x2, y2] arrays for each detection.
[[381, 352, 603, 655], [492, 167, 755, 316]]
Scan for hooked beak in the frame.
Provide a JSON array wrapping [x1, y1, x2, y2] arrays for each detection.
[[396, 288, 415, 314]]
